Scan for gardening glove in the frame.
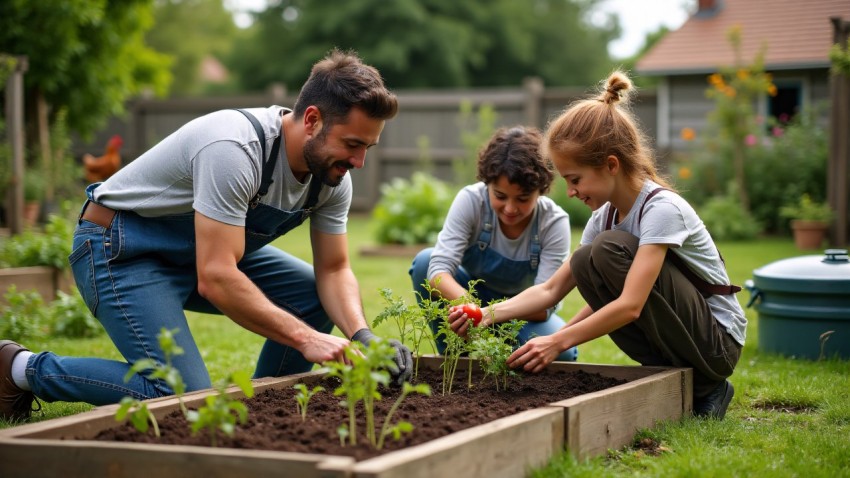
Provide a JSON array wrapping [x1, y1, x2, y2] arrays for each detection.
[[352, 328, 413, 386]]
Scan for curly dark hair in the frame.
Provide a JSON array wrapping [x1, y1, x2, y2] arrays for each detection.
[[476, 126, 554, 194]]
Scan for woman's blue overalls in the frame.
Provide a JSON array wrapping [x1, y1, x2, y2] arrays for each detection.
[[26, 111, 332, 406], [410, 192, 578, 361]]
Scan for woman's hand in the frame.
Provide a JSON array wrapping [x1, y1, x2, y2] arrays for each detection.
[[506, 334, 563, 373], [447, 303, 483, 337]]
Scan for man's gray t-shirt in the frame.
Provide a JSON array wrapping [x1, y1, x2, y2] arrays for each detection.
[[428, 182, 571, 286], [91, 106, 350, 235], [581, 179, 747, 346]]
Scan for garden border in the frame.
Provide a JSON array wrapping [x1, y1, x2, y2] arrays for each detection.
[[0, 357, 692, 478], [0, 266, 72, 305]]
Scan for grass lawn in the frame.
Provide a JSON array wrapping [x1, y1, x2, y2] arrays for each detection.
[[2, 213, 849, 477]]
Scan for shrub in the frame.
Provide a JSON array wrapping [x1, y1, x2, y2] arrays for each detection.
[[0, 285, 103, 341], [0, 207, 74, 269], [547, 180, 591, 230], [51, 290, 102, 338], [698, 184, 761, 241], [0, 286, 51, 341], [371, 172, 454, 245], [779, 194, 834, 224]]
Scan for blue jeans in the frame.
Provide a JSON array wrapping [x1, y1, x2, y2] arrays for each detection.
[[26, 210, 332, 406], [409, 248, 578, 361]]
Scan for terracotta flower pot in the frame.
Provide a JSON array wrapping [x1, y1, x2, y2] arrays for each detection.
[[790, 220, 829, 250], [23, 200, 41, 228]]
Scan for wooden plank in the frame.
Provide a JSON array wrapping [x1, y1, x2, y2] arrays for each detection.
[[554, 368, 692, 459], [416, 355, 667, 382], [0, 359, 690, 478], [351, 407, 563, 478], [0, 438, 353, 478], [0, 370, 327, 440]]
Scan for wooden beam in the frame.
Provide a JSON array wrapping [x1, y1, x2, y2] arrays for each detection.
[[4, 55, 27, 235], [829, 17, 850, 247]]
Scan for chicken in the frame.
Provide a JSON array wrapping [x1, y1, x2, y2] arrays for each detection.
[[83, 134, 123, 183]]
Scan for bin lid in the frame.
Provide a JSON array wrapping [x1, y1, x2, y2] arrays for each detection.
[[752, 249, 850, 293]]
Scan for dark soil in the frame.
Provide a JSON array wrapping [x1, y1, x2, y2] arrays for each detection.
[[93, 366, 626, 461]]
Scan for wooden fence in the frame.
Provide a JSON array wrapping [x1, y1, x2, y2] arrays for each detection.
[[72, 79, 659, 211]]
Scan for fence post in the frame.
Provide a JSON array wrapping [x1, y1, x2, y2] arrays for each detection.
[[829, 16, 850, 247], [4, 55, 28, 236], [522, 76, 544, 129]]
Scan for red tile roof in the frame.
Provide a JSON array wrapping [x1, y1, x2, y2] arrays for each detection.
[[637, 0, 850, 75]]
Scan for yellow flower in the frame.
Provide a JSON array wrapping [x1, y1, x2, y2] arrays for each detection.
[[678, 167, 693, 180], [724, 86, 737, 98], [680, 127, 696, 141], [736, 69, 750, 80], [767, 84, 777, 96]]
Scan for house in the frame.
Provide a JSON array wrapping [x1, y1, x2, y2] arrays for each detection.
[[636, 0, 850, 156]]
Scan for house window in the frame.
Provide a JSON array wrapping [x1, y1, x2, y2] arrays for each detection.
[[768, 80, 802, 124]]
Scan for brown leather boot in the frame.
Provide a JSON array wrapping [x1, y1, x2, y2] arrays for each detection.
[[0, 340, 37, 421]]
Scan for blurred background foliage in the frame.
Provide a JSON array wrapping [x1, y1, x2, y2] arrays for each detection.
[[2, 0, 831, 245], [228, 0, 619, 91], [0, 0, 630, 143]]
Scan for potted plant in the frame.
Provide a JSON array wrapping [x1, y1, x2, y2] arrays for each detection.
[[23, 170, 45, 228], [780, 194, 834, 250]]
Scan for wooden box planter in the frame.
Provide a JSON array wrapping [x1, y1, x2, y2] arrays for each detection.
[[0, 266, 73, 305], [0, 358, 692, 478]]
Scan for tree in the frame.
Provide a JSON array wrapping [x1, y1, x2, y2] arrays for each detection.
[[227, 0, 617, 92], [0, 0, 172, 141], [145, 0, 239, 97]]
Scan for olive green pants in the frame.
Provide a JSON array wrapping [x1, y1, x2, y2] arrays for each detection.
[[570, 230, 741, 398]]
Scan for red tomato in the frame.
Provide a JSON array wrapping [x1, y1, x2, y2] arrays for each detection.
[[462, 304, 483, 326]]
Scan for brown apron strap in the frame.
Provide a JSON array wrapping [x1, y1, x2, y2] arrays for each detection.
[[606, 187, 740, 297]]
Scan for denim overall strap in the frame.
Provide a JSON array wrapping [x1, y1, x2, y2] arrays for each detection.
[[528, 211, 541, 271], [460, 192, 540, 296], [232, 108, 323, 253], [477, 191, 540, 270], [475, 193, 495, 252], [234, 109, 282, 209], [604, 187, 740, 296]]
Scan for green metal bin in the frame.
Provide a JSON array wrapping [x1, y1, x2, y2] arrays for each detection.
[[744, 249, 850, 360]]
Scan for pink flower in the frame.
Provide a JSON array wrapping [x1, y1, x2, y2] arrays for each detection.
[[745, 134, 757, 146], [772, 126, 784, 137]]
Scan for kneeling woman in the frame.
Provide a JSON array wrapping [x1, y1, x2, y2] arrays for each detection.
[[410, 126, 578, 362]]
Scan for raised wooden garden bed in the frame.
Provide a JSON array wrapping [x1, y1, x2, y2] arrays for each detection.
[[0, 357, 692, 478], [0, 266, 72, 305]]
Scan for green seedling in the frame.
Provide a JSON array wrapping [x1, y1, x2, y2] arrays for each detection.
[[115, 327, 189, 436], [437, 280, 484, 395], [293, 383, 325, 421], [115, 396, 159, 437], [124, 327, 189, 416], [377, 382, 431, 449], [324, 339, 423, 449], [467, 316, 523, 391], [374, 285, 440, 379], [187, 371, 254, 447]]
